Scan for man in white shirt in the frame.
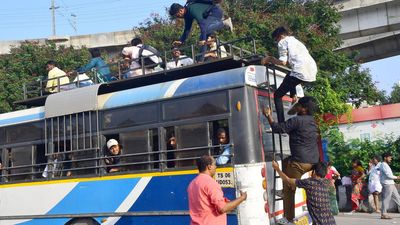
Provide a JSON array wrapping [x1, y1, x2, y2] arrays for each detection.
[[380, 152, 400, 219], [122, 38, 161, 77], [166, 48, 194, 70], [261, 27, 317, 122]]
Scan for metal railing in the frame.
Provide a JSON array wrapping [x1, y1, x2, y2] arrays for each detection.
[[0, 144, 233, 183], [21, 36, 259, 100]]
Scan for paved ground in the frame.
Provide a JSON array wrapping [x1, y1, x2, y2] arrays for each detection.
[[335, 212, 400, 225]]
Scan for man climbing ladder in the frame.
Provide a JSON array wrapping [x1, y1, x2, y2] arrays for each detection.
[[261, 27, 317, 123]]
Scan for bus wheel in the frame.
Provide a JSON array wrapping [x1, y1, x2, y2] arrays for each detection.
[[65, 217, 100, 225]]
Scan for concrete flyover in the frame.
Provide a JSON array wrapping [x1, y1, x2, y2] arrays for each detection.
[[335, 0, 400, 62], [0, 0, 399, 63], [0, 30, 139, 56]]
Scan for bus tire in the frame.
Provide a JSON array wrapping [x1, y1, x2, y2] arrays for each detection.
[[65, 217, 100, 225]]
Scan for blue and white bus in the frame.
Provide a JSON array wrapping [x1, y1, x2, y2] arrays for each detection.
[[0, 60, 308, 225]]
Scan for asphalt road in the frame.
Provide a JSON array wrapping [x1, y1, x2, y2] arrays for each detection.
[[335, 212, 400, 225]]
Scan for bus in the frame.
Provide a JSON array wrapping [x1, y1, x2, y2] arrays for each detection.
[[0, 59, 309, 225]]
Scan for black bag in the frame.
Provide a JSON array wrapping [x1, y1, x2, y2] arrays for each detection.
[[138, 45, 161, 69]]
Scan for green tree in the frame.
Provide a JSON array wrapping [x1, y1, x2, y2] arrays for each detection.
[[390, 83, 400, 103], [0, 42, 90, 113], [136, 0, 383, 122], [327, 130, 400, 176]]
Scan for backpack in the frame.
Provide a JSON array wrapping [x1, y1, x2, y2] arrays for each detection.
[[137, 45, 162, 69]]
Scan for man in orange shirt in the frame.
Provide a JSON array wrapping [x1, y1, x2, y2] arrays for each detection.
[[187, 155, 247, 225]]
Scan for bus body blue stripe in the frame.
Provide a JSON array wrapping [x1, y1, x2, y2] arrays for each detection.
[[173, 70, 244, 96], [0, 112, 44, 127], [15, 174, 237, 225], [102, 69, 245, 110], [17, 178, 140, 225]]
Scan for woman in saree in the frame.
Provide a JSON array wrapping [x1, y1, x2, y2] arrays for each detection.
[[351, 159, 366, 212]]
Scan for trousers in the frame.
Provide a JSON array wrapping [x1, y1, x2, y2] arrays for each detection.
[[282, 157, 313, 221], [381, 184, 400, 215]]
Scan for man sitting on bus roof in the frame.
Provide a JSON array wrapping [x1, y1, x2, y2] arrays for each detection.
[[187, 155, 247, 225], [45, 60, 70, 93], [166, 47, 194, 70], [263, 96, 320, 222]]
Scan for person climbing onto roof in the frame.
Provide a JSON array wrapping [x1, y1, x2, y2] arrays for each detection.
[[169, 0, 233, 62], [76, 48, 113, 83], [261, 26, 317, 123], [263, 96, 320, 222]]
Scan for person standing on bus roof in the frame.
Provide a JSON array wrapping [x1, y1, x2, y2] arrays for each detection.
[[263, 96, 320, 221], [187, 155, 247, 225], [272, 161, 336, 225], [261, 26, 317, 123], [169, 1, 233, 61]]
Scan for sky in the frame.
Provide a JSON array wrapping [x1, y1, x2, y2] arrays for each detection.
[[0, 0, 399, 94]]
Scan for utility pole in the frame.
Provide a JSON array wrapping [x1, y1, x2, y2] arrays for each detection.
[[49, 0, 59, 36]]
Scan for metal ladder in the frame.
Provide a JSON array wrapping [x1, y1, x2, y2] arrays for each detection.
[[265, 64, 285, 224]]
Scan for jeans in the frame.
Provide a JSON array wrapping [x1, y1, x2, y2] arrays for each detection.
[[282, 157, 313, 221], [274, 75, 303, 122], [381, 184, 400, 215], [198, 16, 224, 62]]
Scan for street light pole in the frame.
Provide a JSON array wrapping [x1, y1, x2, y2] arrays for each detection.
[[50, 0, 59, 36]]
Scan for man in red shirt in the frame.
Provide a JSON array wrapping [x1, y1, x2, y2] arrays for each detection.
[[187, 155, 247, 225]]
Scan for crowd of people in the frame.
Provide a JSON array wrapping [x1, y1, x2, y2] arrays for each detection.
[[35, 1, 399, 224], [339, 153, 400, 219]]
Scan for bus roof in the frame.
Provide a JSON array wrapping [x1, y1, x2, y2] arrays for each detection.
[[3, 60, 289, 126]]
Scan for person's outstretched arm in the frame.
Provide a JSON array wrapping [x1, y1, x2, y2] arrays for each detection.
[[179, 17, 194, 44], [272, 160, 296, 187], [219, 191, 247, 213]]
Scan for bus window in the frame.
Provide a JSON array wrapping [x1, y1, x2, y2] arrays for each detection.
[[34, 144, 47, 179], [102, 104, 158, 130], [149, 128, 159, 170], [162, 92, 229, 121], [120, 130, 151, 172], [9, 146, 34, 182], [6, 122, 44, 144], [175, 123, 210, 168], [0, 127, 5, 145], [72, 150, 97, 176], [211, 120, 231, 166], [165, 127, 177, 168]]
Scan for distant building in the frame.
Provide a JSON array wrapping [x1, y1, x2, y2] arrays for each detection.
[[335, 103, 400, 141]]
